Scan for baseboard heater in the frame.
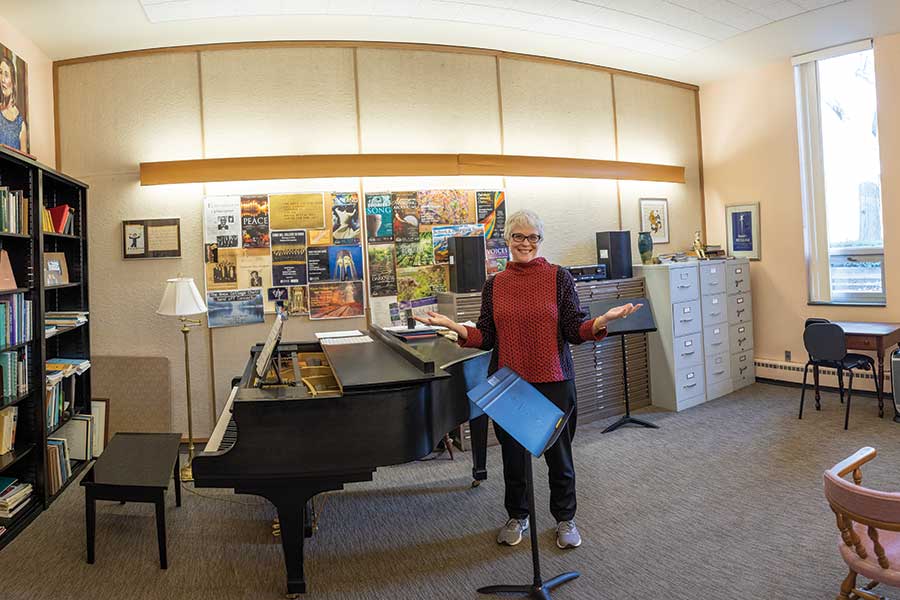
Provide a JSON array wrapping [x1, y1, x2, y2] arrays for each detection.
[[754, 358, 891, 394]]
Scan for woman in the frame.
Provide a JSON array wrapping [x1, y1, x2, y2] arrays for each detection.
[[416, 209, 639, 549], [0, 56, 27, 152]]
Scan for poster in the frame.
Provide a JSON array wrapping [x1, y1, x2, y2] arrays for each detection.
[[204, 196, 241, 248], [365, 193, 393, 243], [236, 249, 274, 312], [307, 247, 330, 283], [331, 192, 360, 245], [0, 45, 29, 153], [418, 189, 470, 225], [391, 191, 419, 243], [477, 191, 506, 240], [726, 203, 760, 259], [308, 281, 365, 320], [205, 248, 238, 291], [271, 229, 307, 286], [396, 265, 449, 302], [732, 211, 753, 251], [207, 289, 265, 328], [308, 193, 333, 246], [431, 224, 485, 264], [287, 286, 309, 316], [240, 195, 270, 248], [368, 244, 397, 297], [486, 239, 509, 275], [639, 198, 669, 244], [269, 193, 325, 230], [396, 231, 434, 267], [308, 246, 363, 282]]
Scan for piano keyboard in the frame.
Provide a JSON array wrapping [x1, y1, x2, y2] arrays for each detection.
[[204, 386, 239, 453]]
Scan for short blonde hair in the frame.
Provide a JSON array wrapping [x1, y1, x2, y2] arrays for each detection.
[[504, 209, 544, 243]]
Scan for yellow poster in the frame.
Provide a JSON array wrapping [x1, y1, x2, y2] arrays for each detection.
[[269, 193, 325, 230], [308, 193, 334, 246]]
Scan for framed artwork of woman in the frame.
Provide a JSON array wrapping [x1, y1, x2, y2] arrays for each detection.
[[0, 46, 28, 154]]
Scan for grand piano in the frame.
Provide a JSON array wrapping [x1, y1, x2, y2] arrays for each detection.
[[193, 322, 490, 596]]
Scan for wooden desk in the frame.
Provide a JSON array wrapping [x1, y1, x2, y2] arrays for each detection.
[[833, 321, 900, 422]]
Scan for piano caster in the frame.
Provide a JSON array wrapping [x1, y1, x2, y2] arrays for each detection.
[[471, 480, 481, 488]]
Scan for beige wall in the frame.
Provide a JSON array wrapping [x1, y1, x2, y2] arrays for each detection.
[[56, 45, 704, 437], [0, 15, 54, 164], [700, 33, 900, 368]]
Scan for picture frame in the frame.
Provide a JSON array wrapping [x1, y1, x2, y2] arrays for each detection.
[[123, 218, 181, 259], [43, 252, 69, 286], [639, 198, 669, 244], [725, 203, 761, 260]]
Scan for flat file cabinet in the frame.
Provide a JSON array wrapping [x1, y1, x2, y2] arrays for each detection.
[[636, 259, 755, 411]]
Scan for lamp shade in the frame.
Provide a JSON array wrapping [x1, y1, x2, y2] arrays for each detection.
[[157, 277, 207, 316]]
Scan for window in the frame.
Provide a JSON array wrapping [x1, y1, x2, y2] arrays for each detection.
[[794, 40, 885, 305]]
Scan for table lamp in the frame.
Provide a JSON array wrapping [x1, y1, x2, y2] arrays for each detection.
[[156, 276, 207, 482]]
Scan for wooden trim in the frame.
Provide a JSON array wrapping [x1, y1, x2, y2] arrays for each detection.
[[495, 56, 505, 155], [52, 40, 698, 91], [140, 153, 686, 186], [695, 89, 707, 242], [611, 74, 622, 229], [53, 62, 61, 171], [197, 52, 207, 158]]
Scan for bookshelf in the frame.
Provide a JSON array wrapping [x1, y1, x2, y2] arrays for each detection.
[[0, 145, 89, 550]]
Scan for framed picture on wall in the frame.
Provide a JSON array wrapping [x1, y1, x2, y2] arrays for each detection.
[[122, 218, 182, 259], [639, 198, 669, 244], [726, 203, 761, 260], [0, 43, 30, 155]]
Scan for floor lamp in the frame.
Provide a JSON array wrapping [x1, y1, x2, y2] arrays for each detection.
[[157, 276, 207, 482]]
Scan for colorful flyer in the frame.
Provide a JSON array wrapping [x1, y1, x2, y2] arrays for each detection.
[[308, 281, 365, 320], [331, 192, 360, 245], [240, 195, 270, 249], [396, 265, 449, 302], [418, 189, 470, 225], [391, 191, 419, 243], [431, 224, 485, 264], [287, 286, 309, 316], [477, 190, 506, 240], [206, 288, 265, 328], [396, 231, 434, 267], [368, 244, 397, 297], [271, 229, 307, 287], [486, 238, 509, 275], [365, 193, 393, 243]]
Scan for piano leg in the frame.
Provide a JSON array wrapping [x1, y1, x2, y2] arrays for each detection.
[[469, 414, 489, 487]]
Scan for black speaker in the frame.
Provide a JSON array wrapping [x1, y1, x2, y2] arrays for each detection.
[[449, 236, 486, 293], [595, 231, 633, 279]]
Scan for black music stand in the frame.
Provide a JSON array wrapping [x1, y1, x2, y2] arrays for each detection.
[[590, 297, 658, 433], [467, 367, 579, 600]]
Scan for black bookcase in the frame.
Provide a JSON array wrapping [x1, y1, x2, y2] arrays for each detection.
[[0, 146, 89, 550]]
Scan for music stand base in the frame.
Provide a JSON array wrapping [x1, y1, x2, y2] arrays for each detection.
[[602, 415, 658, 433], [478, 572, 580, 599]]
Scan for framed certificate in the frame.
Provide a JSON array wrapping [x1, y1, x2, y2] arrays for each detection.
[[123, 218, 181, 259]]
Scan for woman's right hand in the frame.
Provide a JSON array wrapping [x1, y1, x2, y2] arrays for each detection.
[[413, 311, 456, 329]]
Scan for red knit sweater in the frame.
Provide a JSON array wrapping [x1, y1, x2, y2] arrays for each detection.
[[460, 257, 606, 382]]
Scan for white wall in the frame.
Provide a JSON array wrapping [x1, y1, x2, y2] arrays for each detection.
[[56, 44, 703, 437]]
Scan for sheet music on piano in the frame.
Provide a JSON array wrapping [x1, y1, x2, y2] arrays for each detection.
[[255, 312, 286, 380]]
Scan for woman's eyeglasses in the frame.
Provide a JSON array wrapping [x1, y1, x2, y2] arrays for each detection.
[[510, 233, 542, 244]]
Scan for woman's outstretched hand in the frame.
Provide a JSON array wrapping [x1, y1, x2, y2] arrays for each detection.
[[592, 302, 643, 334], [413, 311, 468, 341]]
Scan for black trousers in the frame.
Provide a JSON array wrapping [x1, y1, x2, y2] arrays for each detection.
[[493, 379, 577, 523]]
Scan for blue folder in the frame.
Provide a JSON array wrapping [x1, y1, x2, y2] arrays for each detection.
[[466, 366, 565, 457]]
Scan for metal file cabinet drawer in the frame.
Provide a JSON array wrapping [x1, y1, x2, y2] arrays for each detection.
[[726, 261, 751, 295], [705, 352, 732, 385], [669, 267, 699, 304], [732, 350, 755, 388], [700, 262, 726, 296], [729, 322, 754, 354], [674, 332, 703, 370], [673, 300, 702, 337], [675, 365, 705, 403], [701, 293, 727, 325], [704, 324, 729, 356], [727, 293, 752, 324]]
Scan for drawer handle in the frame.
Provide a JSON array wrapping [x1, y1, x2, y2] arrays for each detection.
[[680, 318, 694, 323], [710, 281, 719, 285], [714, 370, 725, 376], [677, 284, 692, 289], [740, 366, 748, 374], [711, 341, 722, 346], [684, 383, 697, 389], [711, 311, 722, 316], [738, 337, 747, 345], [682, 350, 696, 356], [736, 309, 745, 317]]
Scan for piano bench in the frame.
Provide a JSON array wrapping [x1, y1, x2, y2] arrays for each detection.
[[81, 433, 183, 569]]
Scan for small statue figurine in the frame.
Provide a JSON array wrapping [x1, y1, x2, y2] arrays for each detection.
[[692, 230, 707, 260]]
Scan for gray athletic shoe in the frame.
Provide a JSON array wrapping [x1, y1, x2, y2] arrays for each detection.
[[556, 520, 582, 549], [497, 517, 529, 546]]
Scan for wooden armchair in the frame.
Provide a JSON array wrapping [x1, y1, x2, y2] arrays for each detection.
[[824, 447, 900, 599]]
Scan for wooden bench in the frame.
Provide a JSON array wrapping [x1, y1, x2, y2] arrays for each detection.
[[81, 433, 182, 569]]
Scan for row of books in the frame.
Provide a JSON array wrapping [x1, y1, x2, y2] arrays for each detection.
[[46, 438, 72, 496], [0, 348, 29, 398], [0, 478, 32, 519], [0, 406, 17, 455], [0, 188, 28, 235], [0, 293, 32, 348], [45, 311, 88, 328], [45, 357, 90, 430], [42, 204, 75, 235]]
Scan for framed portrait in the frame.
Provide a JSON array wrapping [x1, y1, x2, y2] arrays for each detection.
[[726, 203, 761, 260], [0, 44, 29, 155], [639, 198, 669, 244], [122, 218, 181, 259]]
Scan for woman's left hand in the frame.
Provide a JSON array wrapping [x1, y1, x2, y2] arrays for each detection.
[[592, 302, 643, 333]]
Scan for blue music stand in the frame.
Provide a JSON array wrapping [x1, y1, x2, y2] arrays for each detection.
[[467, 367, 579, 600]]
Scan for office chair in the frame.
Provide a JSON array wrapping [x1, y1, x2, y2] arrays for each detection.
[[799, 322, 879, 430]]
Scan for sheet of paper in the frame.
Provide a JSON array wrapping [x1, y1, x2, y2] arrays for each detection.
[[147, 224, 180, 252], [319, 335, 373, 345], [315, 330, 364, 339]]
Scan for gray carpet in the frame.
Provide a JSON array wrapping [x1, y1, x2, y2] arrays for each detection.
[[3, 382, 900, 600]]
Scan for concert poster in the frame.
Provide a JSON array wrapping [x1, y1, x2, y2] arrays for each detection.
[[417, 189, 471, 225], [206, 288, 265, 328], [204, 196, 241, 249], [331, 192, 360, 245], [431, 223, 485, 264], [396, 231, 434, 268], [271, 229, 307, 287], [391, 191, 419, 243], [308, 281, 365, 320], [240, 195, 270, 249], [365, 193, 393, 243], [396, 265, 449, 302], [477, 191, 506, 240], [368, 244, 397, 297], [269, 193, 325, 230]]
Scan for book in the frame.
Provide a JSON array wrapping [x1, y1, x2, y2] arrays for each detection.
[[48, 204, 71, 234], [0, 476, 16, 496], [0, 406, 17, 454], [0, 250, 17, 291], [0, 498, 31, 519], [43, 252, 69, 286]]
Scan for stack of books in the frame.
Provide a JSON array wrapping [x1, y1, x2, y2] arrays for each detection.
[[0, 406, 17, 454], [704, 244, 727, 258], [44, 311, 88, 330], [657, 252, 690, 263], [47, 356, 91, 376], [42, 204, 75, 235], [0, 477, 32, 519], [0, 293, 32, 347], [0, 188, 28, 235], [46, 438, 71, 496], [0, 348, 28, 397], [44, 357, 89, 431]]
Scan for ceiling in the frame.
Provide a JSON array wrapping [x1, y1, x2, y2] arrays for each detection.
[[1, 0, 899, 83]]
